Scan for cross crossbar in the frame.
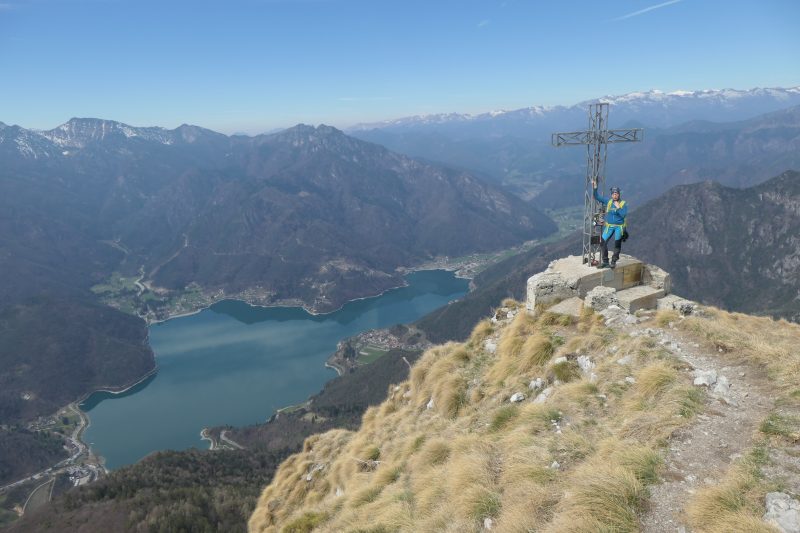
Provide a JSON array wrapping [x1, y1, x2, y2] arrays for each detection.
[[551, 128, 643, 146]]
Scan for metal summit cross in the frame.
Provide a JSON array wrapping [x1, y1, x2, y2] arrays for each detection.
[[552, 103, 643, 265]]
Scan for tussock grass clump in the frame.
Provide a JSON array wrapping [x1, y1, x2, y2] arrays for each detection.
[[621, 389, 702, 443], [633, 361, 678, 402], [468, 489, 502, 521], [363, 446, 380, 462], [374, 463, 403, 486], [676, 386, 705, 418], [655, 309, 680, 327], [518, 403, 562, 433], [281, 510, 328, 533], [491, 332, 555, 384], [417, 438, 451, 467], [552, 380, 599, 407], [538, 311, 574, 327], [501, 297, 520, 308], [544, 442, 659, 532], [468, 318, 494, 346], [432, 375, 468, 418], [450, 346, 471, 364], [350, 484, 384, 507], [686, 446, 774, 533], [760, 412, 799, 439], [497, 332, 525, 362], [407, 435, 425, 455], [520, 334, 556, 371], [490, 404, 519, 432], [549, 359, 580, 383], [578, 306, 603, 332], [614, 445, 662, 485], [506, 309, 538, 338], [492, 482, 559, 532], [563, 328, 612, 355], [545, 462, 645, 532]]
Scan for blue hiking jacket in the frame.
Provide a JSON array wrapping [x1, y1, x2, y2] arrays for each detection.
[[594, 188, 628, 241]]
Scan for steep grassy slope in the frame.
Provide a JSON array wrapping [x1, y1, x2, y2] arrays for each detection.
[[249, 301, 800, 532], [250, 305, 694, 531]]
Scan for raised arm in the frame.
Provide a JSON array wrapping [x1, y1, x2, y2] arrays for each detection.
[[592, 181, 608, 205]]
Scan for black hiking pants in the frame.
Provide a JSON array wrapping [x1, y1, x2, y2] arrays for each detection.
[[601, 233, 621, 264]]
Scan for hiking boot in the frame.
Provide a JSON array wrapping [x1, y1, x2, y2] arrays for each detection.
[[598, 262, 610, 269], [609, 261, 617, 269]]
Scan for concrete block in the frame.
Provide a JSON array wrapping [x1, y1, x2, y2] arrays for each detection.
[[547, 255, 644, 297], [526, 271, 575, 311], [584, 286, 619, 312], [644, 262, 671, 294], [617, 285, 665, 313]]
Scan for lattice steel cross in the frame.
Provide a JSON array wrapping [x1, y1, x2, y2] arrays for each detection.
[[552, 103, 643, 265]]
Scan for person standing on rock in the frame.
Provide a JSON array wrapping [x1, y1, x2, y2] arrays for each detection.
[[592, 179, 628, 269]]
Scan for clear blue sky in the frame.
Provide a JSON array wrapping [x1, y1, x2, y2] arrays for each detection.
[[1, 0, 798, 134]]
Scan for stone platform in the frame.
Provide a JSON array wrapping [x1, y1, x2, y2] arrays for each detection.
[[526, 254, 672, 315]]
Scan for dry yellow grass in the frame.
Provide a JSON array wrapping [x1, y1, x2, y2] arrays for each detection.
[[678, 308, 800, 390], [248, 301, 800, 533], [686, 448, 779, 533]]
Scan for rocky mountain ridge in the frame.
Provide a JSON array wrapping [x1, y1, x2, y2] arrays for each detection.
[[627, 170, 800, 322]]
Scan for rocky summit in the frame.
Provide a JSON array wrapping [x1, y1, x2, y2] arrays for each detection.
[[248, 255, 800, 533]]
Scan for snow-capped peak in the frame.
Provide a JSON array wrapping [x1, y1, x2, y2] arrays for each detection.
[[348, 86, 800, 132], [39, 118, 175, 148]]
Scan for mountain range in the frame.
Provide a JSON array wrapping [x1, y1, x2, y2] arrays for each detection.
[[350, 86, 800, 135], [0, 119, 554, 431], [1, 120, 554, 309], [350, 87, 800, 206]]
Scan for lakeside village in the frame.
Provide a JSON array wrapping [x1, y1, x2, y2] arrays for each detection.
[[0, 405, 104, 520], [24, 408, 103, 486]]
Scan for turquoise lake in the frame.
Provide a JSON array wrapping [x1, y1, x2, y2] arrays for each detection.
[[80, 270, 468, 470]]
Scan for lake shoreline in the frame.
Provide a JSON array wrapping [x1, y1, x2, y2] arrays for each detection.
[[146, 263, 472, 327], [77, 366, 159, 407], [81, 268, 468, 465]]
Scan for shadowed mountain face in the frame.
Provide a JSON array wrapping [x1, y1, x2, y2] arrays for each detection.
[[0, 120, 555, 425], [132, 125, 556, 307], [626, 170, 800, 322], [2, 120, 555, 310]]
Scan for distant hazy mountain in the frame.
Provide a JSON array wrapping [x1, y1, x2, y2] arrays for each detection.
[[349, 87, 800, 206], [351, 86, 800, 136]]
